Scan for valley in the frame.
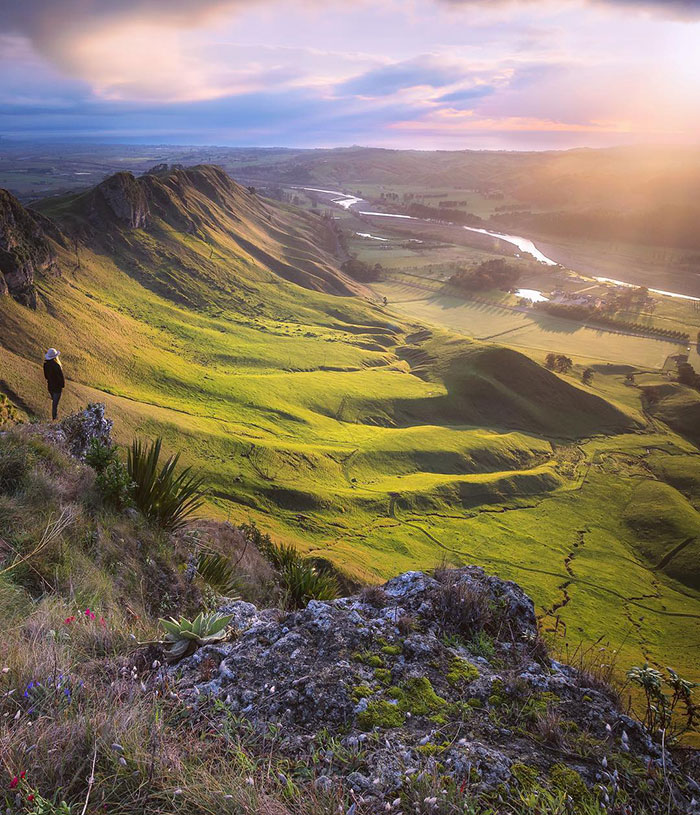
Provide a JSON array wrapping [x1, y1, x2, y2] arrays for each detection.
[[1, 161, 699, 701]]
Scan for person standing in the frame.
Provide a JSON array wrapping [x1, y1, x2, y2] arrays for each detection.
[[43, 348, 65, 420]]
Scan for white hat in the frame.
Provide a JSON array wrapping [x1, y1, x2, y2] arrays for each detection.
[[45, 348, 60, 361]]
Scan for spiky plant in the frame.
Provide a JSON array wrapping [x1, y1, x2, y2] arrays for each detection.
[[158, 612, 233, 664], [127, 437, 206, 532], [196, 551, 241, 597], [281, 560, 339, 609]]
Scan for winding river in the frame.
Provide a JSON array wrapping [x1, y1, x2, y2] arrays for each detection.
[[300, 187, 700, 303]]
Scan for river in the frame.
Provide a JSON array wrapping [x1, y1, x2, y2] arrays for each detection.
[[300, 187, 700, 302]]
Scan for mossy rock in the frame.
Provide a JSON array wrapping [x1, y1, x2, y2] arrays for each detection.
[[357, 700, 405, 730], [374, 667, 392, 685], [351, 685, 372, 703], [549, 763, 591, 803], [446, 657, 479, 686], [388, 676, 447, 716], [511, 762, 539, 792]]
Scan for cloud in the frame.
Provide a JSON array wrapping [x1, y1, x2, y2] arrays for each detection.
[[438, 0, 700, 18], [337, 56, 483, 98], [436, 85, 496, 106]]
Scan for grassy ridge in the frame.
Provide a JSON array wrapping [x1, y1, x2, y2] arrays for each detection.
[[1, 167, 699, 693]]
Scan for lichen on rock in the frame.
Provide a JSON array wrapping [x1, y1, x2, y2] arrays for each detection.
[[166, 566, 698, 812]]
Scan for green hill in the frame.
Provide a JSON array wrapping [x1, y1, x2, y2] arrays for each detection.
[[1, 164, 699, 692]]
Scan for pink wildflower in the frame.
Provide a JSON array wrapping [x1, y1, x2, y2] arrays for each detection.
[[9, 776, 19, 789]]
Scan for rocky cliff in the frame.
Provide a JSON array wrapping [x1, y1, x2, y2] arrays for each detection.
[[0, 189, 62, 307]]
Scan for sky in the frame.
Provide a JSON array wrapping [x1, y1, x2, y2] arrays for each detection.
[[1, 0, 699, 149]]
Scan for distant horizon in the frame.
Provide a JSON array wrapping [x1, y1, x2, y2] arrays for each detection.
[[2, 137, 698, 156]]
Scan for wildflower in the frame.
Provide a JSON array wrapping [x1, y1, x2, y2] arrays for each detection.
[[99, 617, 106, 627], [9, 776, 19, 789], [19, 772, 25, 780], [27, 795, 35, 803]]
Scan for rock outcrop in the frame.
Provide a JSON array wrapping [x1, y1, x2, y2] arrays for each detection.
[[0, 189, 61, 307], [90, 171, 150, 229], [169, 568, 699, 813]]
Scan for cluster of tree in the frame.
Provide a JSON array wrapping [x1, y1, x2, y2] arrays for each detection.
[[449, 259, 520, 292], [677, 361, 700, 391], [600, 286, 652, 314], [534, 302, 690, 342], [405, 203, 484, 227], [341, 257, 384, 282], [379, 192, 449, 201], [545, 353, 573, 374], [438, 200, 469, 208]]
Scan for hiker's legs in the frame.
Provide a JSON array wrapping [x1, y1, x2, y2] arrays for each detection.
[[51, 391, 62, 420]]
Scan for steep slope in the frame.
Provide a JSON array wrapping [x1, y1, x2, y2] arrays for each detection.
[[0, 189, 63, 307]]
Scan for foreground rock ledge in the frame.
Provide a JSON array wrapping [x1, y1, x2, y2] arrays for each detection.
[[171, 567, 699, 812]]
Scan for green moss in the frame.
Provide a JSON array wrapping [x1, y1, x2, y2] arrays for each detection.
[[357, 700, 404, 730], [381, 644, 402, 656], [388, 676, 447, 717], [374, 667, 392, 685], [467, 697, 483, 708], [549, 764, 590, 802], [351, 685, 372, 703], [351, 650, 385, 668], [446, 657, 479, 686], [511, 762, 539, 792], [416, 742, 446, 756]]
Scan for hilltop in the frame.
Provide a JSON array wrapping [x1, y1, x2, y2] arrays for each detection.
[[1, 163, 699, 709]]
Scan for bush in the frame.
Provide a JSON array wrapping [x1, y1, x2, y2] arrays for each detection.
[[127, 437, 206, 532], [432, 574, 494, 638], [0, 394, 18, 428], [196, 551, 240, 597], [255, 536, 339, 608], [86, 439, 134, 510], [281, 559, 339, 609]]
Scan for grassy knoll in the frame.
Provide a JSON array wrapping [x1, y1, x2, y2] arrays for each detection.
[[2, 166, 699, 696]]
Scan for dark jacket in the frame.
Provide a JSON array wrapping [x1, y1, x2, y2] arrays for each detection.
[[43, 359, 65, 393]]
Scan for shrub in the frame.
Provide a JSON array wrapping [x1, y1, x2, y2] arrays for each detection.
[[196, 551, 240, 597], [281, 559, 339, 609], [127, 437, 206, 532], [360, 585, 389, 607], [95, 460, 134, 510], [0, 394, 18, 428], [627, 664, 699, 743], [255, 535, 340, 608], [86, 439, 133, 510], [60, 403, 113, 460], [432, 575, 494, 638]]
